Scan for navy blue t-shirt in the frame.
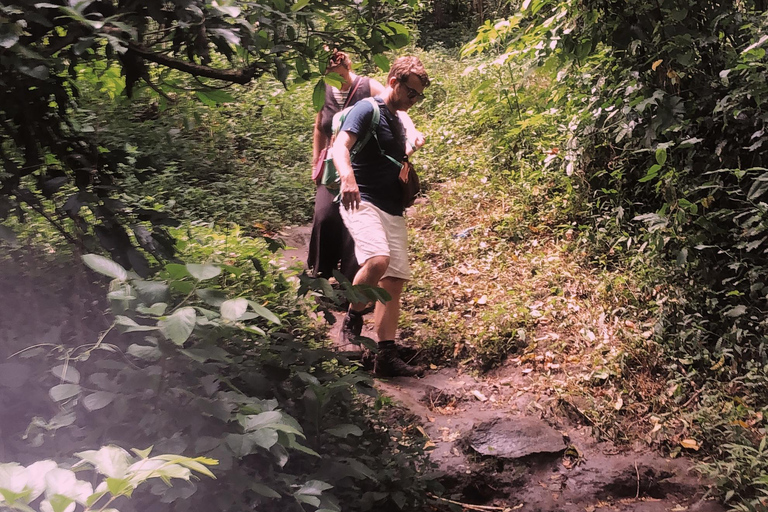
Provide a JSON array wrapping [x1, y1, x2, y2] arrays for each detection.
[[340, 98, 406, 216]]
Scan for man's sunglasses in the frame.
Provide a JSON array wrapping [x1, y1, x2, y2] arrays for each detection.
[[399, 78, 426, 102]]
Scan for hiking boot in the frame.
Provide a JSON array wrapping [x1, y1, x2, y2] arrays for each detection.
[[339, 311, 364, 345], [374, 345, 425, 377]]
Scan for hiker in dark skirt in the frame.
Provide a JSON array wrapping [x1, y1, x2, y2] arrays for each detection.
[[308, 50, 383, 281], [308, 50, 423, 281]]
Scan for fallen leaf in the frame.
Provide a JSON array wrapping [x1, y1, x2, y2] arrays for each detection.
[[427, 416, 435, 422], [477, 295, 488, 305], [680, 438, 700, 451], [471, 390, 488, 402], [614, 397, 623, 411], [652, 59, 663, 71], [429, 364, 437, 370]]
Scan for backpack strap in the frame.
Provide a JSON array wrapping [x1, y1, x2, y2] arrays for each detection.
[[349, 97, 380, 160], [367, 98, 403, 168]]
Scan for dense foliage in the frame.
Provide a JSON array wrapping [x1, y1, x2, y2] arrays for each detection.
[[461, 0, 768, 508], [0, 0, 411, 270], [0, 234, 437, 512]]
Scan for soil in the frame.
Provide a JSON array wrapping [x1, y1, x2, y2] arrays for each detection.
[[277, 224, 726, 512]]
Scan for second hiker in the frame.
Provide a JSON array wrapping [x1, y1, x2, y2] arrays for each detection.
[[332, 56, 430, 377]]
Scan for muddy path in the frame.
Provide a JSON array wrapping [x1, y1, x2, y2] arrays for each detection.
[[277, 224, 725, 512]]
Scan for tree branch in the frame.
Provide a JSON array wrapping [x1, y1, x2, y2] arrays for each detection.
[[119, 35, 267, 84]]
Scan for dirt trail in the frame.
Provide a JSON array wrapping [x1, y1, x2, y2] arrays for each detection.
[[277, 224, 724, 512]]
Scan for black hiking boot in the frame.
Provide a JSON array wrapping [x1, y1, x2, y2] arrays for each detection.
[[374, 343, 425, 377], [340, 310, 364, 345]]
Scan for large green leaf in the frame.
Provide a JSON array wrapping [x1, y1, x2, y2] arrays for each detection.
[[186, 263, 221, 281], [49, 384, 81, 402], [75, 446, 131, 479], [247, 301, 281, 325], [295, 480, 333, 496], [51, 365, 80, 384], [159, 307, 197, 345], [82, 254, 127, 281], [82, 391, 116, 411], [221, 298, 248, 321], [313, 79, 326, 111]]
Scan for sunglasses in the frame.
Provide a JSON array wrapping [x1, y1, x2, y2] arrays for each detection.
[[398, 78, 426, 102]]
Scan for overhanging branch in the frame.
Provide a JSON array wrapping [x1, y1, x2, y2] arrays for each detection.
[[125, 39, 267, 85]]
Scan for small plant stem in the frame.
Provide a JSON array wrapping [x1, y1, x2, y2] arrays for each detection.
[[507, 63, 522, 121], [497, 67, 516, 117], [76, 324, 115, 359], [428, 493, 510, 511]]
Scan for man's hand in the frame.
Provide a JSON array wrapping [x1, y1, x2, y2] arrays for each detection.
[[340, 174, 361, 210], [333, 130, 361, 210]]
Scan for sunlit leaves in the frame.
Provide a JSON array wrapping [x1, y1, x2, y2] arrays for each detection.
[[185, 264, 221, 281], [82, 254, 127, 281], [159, 307, 197, 345]]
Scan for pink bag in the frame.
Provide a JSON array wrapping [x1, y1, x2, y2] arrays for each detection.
[[312, 147, 327, 185]]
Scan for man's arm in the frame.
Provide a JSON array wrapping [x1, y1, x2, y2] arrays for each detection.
[[397, 111, 425, 156], [333, 130, 361, 210]]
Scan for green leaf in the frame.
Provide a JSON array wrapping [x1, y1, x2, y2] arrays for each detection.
[[25, 461, 57, 501], [131, 447, 153, 459], [50, 364, 80, 384], [323, 72, 344, 89], [249, 429, 279, 449], [247, 301, 281, 325], [151, 455, 217, 479], [186, 263, 221, 281], [82, 254, 127, 281], [127, 344, 162, 361], [241, 411, 283, 430], [291, 0, 311, 11], [159, 307, 197, 345], [136, 303, 168, 316], [133, 280, 171, 305], [313, 79, 326, 111], [0, 463, 27, 495], [82, 391, 116, 411], [655, 147, 667, 166], [251, 482, 281, 498], [76, 446, 131, 479], [46, 494, 75, 512], [295, 494, 321, 506], [165, 263, 190, 279], [114, 316, 157, 332], [196, 288, 228, 307], [221, 298, 248, 321], [106, 477, 134, 496], [49, 383, 81, 402], [325, 424, 363, 438], [373, 54, 390, 72], [296, 480, 333, 496]]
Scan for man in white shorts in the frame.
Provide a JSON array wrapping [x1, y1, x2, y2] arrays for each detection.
[[332, 56, 429, 377]]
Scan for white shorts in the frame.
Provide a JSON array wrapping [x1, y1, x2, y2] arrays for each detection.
[[339, 201, 411, 280]]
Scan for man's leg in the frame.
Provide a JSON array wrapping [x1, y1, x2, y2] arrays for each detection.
[[339, 255, 389, 345], [374, 276, 404, 341], [373, 276, 424, 377]]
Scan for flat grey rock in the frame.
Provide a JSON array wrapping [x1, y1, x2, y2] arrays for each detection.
[[466, 417, 566, 459]]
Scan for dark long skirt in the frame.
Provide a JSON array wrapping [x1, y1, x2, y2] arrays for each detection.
[[307, 185, 359, 282]]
